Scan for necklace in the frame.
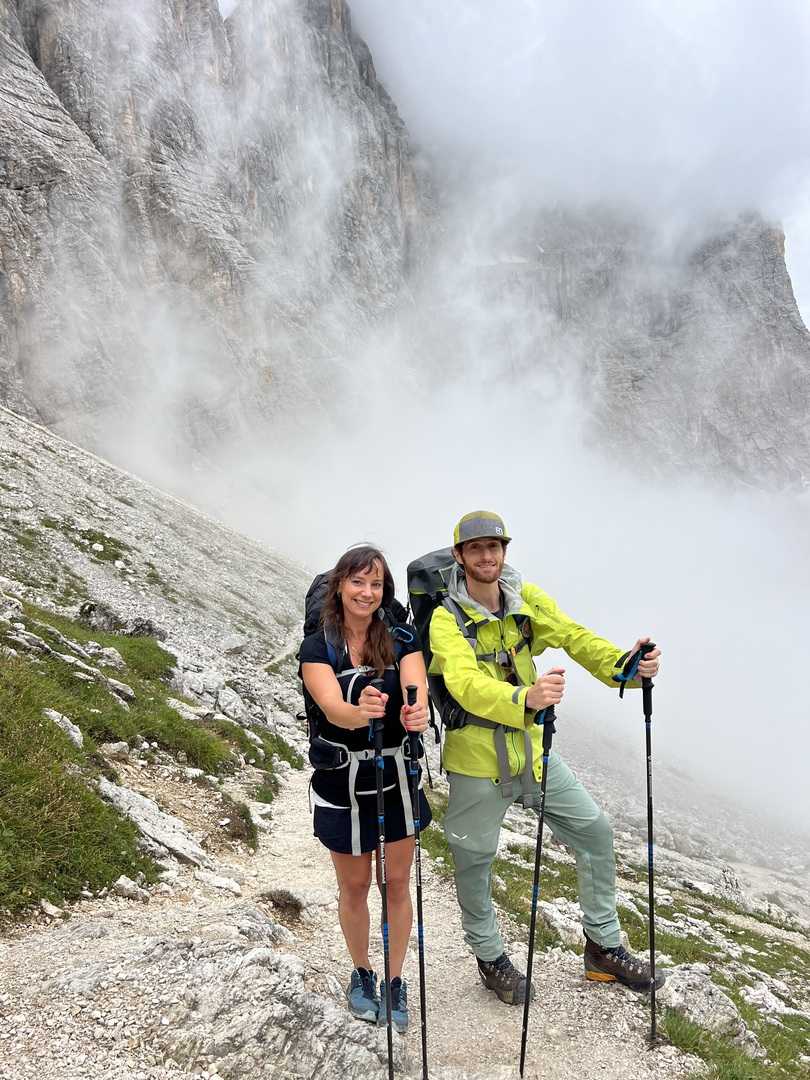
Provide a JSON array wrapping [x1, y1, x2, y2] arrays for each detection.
[[345, 632, 366, 665]]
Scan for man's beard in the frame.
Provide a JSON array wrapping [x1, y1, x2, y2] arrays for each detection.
[[465, 563, 502, 584]]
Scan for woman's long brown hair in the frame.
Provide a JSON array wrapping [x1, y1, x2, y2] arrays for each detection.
[[322, 545, 396, 676]]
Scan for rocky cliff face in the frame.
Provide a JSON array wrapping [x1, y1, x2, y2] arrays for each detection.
[[1, 0, 808, 488], [0, 0, 427, 450]]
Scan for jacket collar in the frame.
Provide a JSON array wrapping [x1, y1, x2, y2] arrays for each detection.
[[447, 562, 526, 622]]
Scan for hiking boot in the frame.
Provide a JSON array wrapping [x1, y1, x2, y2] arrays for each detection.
[[378, 977, 409, 1034], [584, 936, 667, 992], [346, 967, 379, 1022], [477, 953, 535, 1006]]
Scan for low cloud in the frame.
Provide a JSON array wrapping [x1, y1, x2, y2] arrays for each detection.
[[350, 0, 810, 224]]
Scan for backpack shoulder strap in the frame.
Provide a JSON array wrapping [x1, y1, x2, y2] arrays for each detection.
[[323, 626, 348, 673], [441, 597, 480, 653]]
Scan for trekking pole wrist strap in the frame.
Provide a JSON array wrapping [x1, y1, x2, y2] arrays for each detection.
[[612, 643, 655, 699]]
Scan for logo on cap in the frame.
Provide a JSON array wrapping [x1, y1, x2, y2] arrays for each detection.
[[453, 511, 512, 545]]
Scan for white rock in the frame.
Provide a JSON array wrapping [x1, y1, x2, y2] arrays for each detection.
[[0, 594, 23, 621], [538, 897, 583, 947], [100, 741, 131, 762], [181, 671, 205, 698], [106, 677, 135, 701], [113, 875, 150, 903], [217, 686, 246, 720], [168, 697, 208, 722], [201, 669, 224, 695], [40, 899, 64, 918], [658, 964, 764, 1057], [681, 878, 717, 897], [193, 870, 242, 896], [616, 890, 643, 920], [99, 646, 126, 670], [222, 634, 248, 655], [740, 981, 810, 1019], [97, 778, 215, 868], [43, 708, 84, 749]]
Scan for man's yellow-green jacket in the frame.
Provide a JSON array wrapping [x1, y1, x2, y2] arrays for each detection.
[[429, 563, 637, 781]]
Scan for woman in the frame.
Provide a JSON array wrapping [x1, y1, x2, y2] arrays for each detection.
[[299, 545, 431, 1035]]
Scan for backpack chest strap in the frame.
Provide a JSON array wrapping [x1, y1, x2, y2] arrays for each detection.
[[442, 598, 533, 668]]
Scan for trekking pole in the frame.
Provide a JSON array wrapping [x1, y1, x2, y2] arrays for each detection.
[[641, 649, 657, 1045], [615, 643, 658, 1045], [519, 705, 557, 1079], [406, 684, 429, 1079], [370, 677, 395, 1079]]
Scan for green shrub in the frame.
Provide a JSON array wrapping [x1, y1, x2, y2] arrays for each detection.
[[0, 656, 153, 915]]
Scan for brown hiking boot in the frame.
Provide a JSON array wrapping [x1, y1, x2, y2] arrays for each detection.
[[477, 953, 535, 1005], [584, 935, 666, 992]]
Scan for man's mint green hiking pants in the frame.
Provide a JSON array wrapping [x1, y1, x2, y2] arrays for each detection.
[[444, 751, 621, 962]]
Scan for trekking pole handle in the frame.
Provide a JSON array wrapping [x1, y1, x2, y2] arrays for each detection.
[[405, 684, 420, 758], [639, 643, 655, 722], [614, 640, 656, 700], [536, 704, 556, 753], [535, 704, 557, 744], [369, 677, 386, 740]]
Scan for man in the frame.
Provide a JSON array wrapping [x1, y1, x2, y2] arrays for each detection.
[[428, 510, 663, 1005]]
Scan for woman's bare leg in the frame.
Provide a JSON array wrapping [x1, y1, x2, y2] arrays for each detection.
[[331, 850, 373, 968]]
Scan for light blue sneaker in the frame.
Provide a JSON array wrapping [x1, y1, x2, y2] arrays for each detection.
[[347, 967, 379, 1023], [378, 977, 408, 1034]]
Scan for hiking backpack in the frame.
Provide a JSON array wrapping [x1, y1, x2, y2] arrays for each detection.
[[406, 548, 533, 731]]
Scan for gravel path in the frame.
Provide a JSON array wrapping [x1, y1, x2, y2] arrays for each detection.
[[260, 769, 698, 1080], [0, 763, 699, 1080]]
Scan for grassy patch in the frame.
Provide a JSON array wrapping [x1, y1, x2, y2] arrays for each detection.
[[54, 570, 89, 606], [420, 790, 454, 874], [26, 605, 174, 681], [715, 921, 810, 980], [263, 730, 303, 770], [420, 822, 454, 875], [712, 974, 810, 1077], [254, 775, 280, 803], [617, 902, 722, 966], [1, 609, 302, 911], [489, 856, 561, 948], [0, 655, 155, 916], [2, 522, 44, 554], [40, 518, 131, 565], [1, 603, 303, 915], [661, 1009, 772, 1080], [426, 788, 448, 821], [219, 793, 258, 850]]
